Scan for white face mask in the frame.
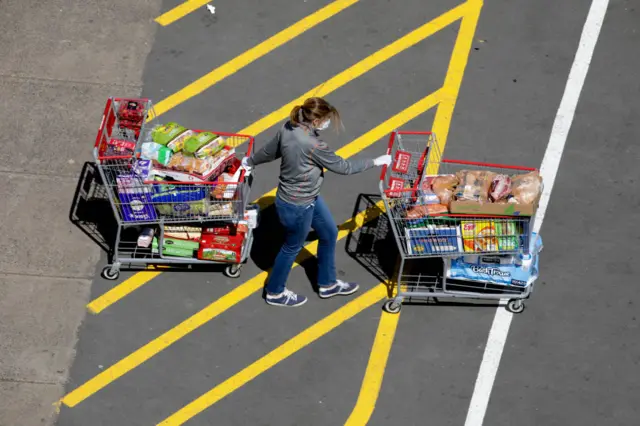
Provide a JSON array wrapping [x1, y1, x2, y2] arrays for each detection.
[[316, 119, 331, 131]]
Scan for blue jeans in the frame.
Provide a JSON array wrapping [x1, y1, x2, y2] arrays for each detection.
[[266, 195, 338, 295]]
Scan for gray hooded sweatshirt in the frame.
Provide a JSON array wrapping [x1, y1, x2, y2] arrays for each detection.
[[247, 121, 375, 206]]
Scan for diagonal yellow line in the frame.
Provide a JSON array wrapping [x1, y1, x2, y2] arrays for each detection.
[[345, 1, 484, 424], [158, 284, 388, 425], [155, 0, 211, 26], [344, 311, 400, 426], [152, 0, 359, 118], [88, 271, 162, 314], [235, 2, 467, 139]]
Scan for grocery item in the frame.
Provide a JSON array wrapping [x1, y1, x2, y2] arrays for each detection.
[[117, 100, 145, 124], [150, 186, 207, 203], [137, 227, 155, 248], [167, 153, 214, 175], [211, 167, 242, 199], [195, 136, 226, 159], [133, 159, 154, 180], [155, 199, 208, 216], [461, 220, 498, 252], [116, 174, 157, 222], [151, 237, 197, 258], [244, 205, 259, 229], [141, 142, 173, 165], [164, 226, 202, 242], [431, 175, 458, 204], [183, 132, 217, 156], [209, 202, 234, 217], [455, 170, 496, 202], [417, 189, 441, 205], [495, 220, 519, 251], [511, 171, 542, 205], [152, 122, 187, 146], [198, 247, 240, 262], [447, 233, 542, 286], [405, 225, 462, 255], [160, 237, 200, 251], [198, 229, 245, 263], [406, 203, 448, 219], [489, 174, 512, 202], [167, 130, 195, 153]]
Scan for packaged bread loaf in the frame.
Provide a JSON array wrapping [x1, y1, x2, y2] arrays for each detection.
[[431, 175, 458, 204], [455, 170, 496, 202], [511, 171, 542, 204]]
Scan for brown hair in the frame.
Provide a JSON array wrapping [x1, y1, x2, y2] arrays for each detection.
[[289, 97, 342, 131]]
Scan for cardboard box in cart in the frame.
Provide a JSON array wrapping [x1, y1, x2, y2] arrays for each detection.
[[449, 194, 540, 217]]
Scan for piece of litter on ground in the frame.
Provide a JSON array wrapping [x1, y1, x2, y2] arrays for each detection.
[[98, 365, 103, 369], [206, 4, 215, 14], [479, 39, 487, 43], [68, 159, 75, 164]]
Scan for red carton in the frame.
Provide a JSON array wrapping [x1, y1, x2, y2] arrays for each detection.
[[392, 150, 411, 173], [198, 231, 245, 263]]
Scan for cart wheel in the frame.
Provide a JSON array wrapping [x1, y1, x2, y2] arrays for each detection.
[[507, 299, 525, 314], [224, 264, 242, 278], [383, 299, 402, 314], [101, 266, 120, 281]]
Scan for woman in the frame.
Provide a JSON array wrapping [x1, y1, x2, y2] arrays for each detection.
[[242, 97, 391, 307]]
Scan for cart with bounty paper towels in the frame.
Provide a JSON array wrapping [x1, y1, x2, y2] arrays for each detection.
[[92, 97, 258, 281], [378, 130, 544, 314]]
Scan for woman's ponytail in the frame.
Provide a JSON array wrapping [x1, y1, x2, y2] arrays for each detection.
[[290, 105, 303, 126]]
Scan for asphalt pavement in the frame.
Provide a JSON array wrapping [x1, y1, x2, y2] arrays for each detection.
[[50, 0, 640, 425]]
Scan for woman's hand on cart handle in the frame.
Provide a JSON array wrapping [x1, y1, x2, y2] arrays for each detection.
[[241, 157, 253, 175], [373, 154, 392, 167]]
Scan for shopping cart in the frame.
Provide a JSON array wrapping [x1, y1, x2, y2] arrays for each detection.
[[378, 131, 543, 314], [92, 97, 257, 280]]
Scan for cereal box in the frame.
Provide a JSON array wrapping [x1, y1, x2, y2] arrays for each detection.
[[461, 220, 497, 253]]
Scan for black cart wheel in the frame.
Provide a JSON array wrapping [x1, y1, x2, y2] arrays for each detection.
[[507, 299, 525, 314], [225, 264, 242, 278], [383, 299, 402, 314], [101, 266, 120, 281]]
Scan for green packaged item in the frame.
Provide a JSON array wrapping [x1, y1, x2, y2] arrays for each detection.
[[195, 137, 226, 159], [167, 130, 195, 153], [162, 237, 199, 250], [152, 238, 197, 258], [183, 132, 217, 156], [152, 122, 187, 146], [495, 221, 519, 251]]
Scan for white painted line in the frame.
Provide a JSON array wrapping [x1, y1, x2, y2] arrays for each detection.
[[464, 1, 610, 425]]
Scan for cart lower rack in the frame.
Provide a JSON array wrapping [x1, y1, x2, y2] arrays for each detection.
[[379, 130, 544, 314]]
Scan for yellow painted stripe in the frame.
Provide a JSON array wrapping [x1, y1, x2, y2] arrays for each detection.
[[60, 199, 386, 408], [428, 0, 483, 174], [87, 271, 163, 314], [152, 0, 358, 118], [344, 312, 400, 426], [346, 2, 484, 424], [155, 0, 211, 26], [158, 284, 388, 425], [235, 2, 467, 140], [254, 89, 442, 208]]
